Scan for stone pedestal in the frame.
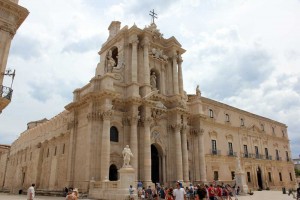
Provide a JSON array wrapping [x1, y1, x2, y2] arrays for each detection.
[[235, 171, 249, 194], [119, 166, 135, 189]]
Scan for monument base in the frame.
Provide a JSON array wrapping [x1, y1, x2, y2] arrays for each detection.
[[88, 166, 137, 200]]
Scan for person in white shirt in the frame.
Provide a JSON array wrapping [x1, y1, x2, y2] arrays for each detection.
[[173, 181, 186, 200], [27, 183, 35, 200]]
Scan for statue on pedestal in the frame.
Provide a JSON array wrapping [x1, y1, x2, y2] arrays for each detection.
[[122, 145, 133, 167]]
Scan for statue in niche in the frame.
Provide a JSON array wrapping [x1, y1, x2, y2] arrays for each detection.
[[122, 145, 133, 167], [106, 50, 116, 73], [150, 71, 157, 89]]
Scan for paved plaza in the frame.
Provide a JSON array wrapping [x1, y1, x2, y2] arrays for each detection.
[[0, 191, 298, 200]]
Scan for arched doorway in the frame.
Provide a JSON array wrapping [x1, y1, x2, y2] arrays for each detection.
[[151, 144, 159, 183], [109, 164, 118, 181], [257, 167, 263, 189]]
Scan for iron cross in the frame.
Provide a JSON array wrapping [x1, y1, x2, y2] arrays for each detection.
[[149, 9, 157, 24]]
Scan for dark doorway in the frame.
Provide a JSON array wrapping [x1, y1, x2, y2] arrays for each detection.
[[151, 144, 159, 183], [257, 167, 263, 189], [109, 164, 118, 181]]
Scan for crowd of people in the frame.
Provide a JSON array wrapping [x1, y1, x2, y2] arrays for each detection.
[[135, 181, 240, 200]]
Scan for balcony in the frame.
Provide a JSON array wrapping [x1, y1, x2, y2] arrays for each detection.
[[266, 155, 272, 160], [276, 157, 282, 161], [242, 153, 250, 158], [227, 151, 237, 157], [0, 85, 13, 112], [210, 149, 221, 156]]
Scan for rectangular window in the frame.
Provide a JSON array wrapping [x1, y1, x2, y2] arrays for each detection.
[[255, 146, 259, 158], [62, 144, 65, 154], [286, 151, 289, 161], [244, 145, 248, 157], [209, 109, 214, 118], [279, 172, 282, 181], [265, 148, 269, 159], [247, 172, 251, 182], [241, 118, 244, 126], [212, 140, 217, 154], [47, 148, 49, 157], [225, 114, 230, 122], [30, 152, 32, 161], [272, 127, 275, 134], [214, 171, 219, 181], [54, 146, 57, 156], [276, 149, 279, 160], [228, 142, 233, 156], [261, 124, 264, 131], [187, 141, 189, 150], [231, 171, 235, 180], [289, 173, 293, 181], [268, 172, 272, 182]]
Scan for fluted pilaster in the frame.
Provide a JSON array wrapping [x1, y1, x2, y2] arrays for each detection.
[[100, 110, 113, 181], [198, 128, 207, 182], [172, 53, 179, 95], [181, 125, 189, 182], [130, 35, 139, 83], [143, 37, 150, 85], [172, 123, 183, 181], [129, 115, 139, 180], [178, 55, 184, 95], [142, 117, 153, 184]]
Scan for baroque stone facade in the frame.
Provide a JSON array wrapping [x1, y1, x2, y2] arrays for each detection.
[[0, 21, 297, 195]]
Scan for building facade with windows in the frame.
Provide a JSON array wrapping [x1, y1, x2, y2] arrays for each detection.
[[0, 21, 297, 195]]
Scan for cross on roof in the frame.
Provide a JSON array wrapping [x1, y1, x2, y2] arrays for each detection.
[[149, 9, 157, 24]]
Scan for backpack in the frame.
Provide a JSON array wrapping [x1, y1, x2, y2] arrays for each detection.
[[189, 187, 194, 194], [160, 189, 165, 198]]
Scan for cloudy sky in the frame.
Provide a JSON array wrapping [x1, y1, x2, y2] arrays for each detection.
[[1, 0, 300, 157]]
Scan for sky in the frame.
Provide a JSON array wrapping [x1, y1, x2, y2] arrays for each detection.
[[1, 0, 300, 158]]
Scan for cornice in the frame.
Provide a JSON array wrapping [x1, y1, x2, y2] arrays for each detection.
[[0, 0, 29, 35]]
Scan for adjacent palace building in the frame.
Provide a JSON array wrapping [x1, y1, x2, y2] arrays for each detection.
[[0, 20, 297, 195]]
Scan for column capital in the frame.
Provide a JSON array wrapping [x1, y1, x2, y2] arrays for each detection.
[[129, 34, 139, 45], [102, 110, 113, 120], [141, 117, 153, 126], [87, 111, 102, 121], [177, 54, 183, 64], [181, 124, 188, 133], [170, 123, 181, 132], [141, 36, 150, 47], [190, 128, 204, 136], [128, 116, 140, 126]]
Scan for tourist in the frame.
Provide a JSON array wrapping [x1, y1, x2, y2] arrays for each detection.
[[66, 188, 78, 200], [173, 181, 186, 200], [141, 187, 146, 199], [146, 186, 153, 199], [166, 187, 174, 200], [216, 185, 223, 200], [27, 183, 35, 200], [297, 183, 300, 200], [197, 184, 207, 200], [207, 184, 216, 200], [129, 185, 134, 200]]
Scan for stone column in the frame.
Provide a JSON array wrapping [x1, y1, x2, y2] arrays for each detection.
[[172, 123, 183, 181], [143, 117, 152, 185], [100, 110, 113, 180], [129, 114, 139, 180], [130, 35, 139, 83], [181, 125, 189, 182], [193, 130, 200, 181], [198, 129, 207, 182], [67, 117, 78, 187], [161, 65, 166, 95], [178, 55, 184, 96], [143, 37, 150, 85], [162, 155, 166, 183], [172, 53, 179, 95]]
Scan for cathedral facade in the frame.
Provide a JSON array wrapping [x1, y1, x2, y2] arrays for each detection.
[[0, 21, 297, 194]]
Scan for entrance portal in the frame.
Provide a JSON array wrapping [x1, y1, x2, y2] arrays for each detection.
[[109, 164, 118, 181], [151, 144, 159, 183], [257, 167, 263, 189]]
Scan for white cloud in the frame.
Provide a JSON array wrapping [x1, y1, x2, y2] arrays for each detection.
[[1, 0, 300, 158]]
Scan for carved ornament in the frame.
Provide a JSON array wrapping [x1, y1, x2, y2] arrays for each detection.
[[102, 110, 113, 120], [87, 111, 102, 121]]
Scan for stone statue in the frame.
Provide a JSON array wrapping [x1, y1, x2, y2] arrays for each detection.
[[122, 145, 133, 167], [196, 85, 201, 96], [106, 50, 116, 73], [150, 72, 157, 89]]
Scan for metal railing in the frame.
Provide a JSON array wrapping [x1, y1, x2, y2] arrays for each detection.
[[0, 85, 13, 101], [210, 149, 221, 155], [227, 151, 237, 157]]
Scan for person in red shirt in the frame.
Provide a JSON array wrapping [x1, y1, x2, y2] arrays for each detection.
[[208, 184, 215, 200], [216, 185, 223, 200]]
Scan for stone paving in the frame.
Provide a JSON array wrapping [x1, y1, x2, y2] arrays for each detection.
[[0, 191, 298, 200]]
